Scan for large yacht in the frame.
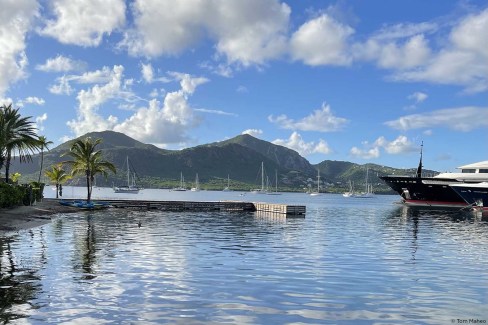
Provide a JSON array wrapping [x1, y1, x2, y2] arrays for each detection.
[[380, 146, 488, 207], [449, 182, 488, 211]]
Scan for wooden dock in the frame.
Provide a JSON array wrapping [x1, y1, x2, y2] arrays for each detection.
[[57, 199, 306, 215]]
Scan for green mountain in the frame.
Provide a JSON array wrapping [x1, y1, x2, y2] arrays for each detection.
[[9, 130, 431, 192], [10, 131, 315, 190]]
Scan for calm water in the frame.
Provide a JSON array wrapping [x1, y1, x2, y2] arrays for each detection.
[[1, 188, 488, 324]]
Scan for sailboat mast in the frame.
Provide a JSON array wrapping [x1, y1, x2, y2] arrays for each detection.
[[275, 169, 278, 192], [261, 162, 264, 191], [126, 156, 130, 186], [317, 170, 320, 193], [365, 168, 368, 193]]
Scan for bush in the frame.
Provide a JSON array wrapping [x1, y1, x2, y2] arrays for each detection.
[[0, 182, 45, 208], [29, 182, 45, 202], [0, 183, 26, 208]]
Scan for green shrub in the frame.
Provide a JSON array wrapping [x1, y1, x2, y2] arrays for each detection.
[[0, 183, 26, 208], [29, 182, 45, 202]]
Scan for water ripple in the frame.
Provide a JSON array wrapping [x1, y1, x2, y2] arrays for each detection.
[[1, 194, 488, 323]]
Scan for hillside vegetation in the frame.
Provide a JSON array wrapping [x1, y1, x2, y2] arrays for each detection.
[[10, 131, 433, 193]]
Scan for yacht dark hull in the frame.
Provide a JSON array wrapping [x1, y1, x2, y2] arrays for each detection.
[[380, 176, 467, 207], [450, 184, 488, 210]]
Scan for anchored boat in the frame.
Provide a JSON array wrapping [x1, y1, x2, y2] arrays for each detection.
[[114, 156, 142, 194], [380, 143, 488, 207]]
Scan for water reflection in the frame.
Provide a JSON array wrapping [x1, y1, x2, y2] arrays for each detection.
[[1, 195, 488, 323], [74, 215, 97, 280], [0, 231, 44, 323]]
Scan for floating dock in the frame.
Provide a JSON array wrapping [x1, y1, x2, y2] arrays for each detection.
[[55, 199, 306, 215], [253, 202, 306, 215]]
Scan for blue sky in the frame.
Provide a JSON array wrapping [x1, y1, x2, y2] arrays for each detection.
[[1, 0, 487, 172]]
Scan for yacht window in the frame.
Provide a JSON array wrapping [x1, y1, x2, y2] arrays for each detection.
[[479, 169, 488, 173], [462, 169, 476, 173]]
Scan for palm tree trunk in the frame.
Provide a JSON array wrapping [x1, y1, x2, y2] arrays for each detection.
[[5, 151, 11, 183], [56, 184, 59, 199], [86, 170, 91, 203], [38, 149, 44, 183], [86, 174, 91, 203]]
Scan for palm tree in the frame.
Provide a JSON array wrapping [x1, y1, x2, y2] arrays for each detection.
[[37, 136, 53, 183], [45, 164, 71, 198], [62, 137, 116, 203], [0, 104, 39, 183]]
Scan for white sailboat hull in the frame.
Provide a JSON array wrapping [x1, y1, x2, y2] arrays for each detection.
[[114, 186, 140, 194]]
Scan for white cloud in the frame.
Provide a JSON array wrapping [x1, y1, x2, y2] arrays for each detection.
[[355, 34, 431, 70], [120, 0, 290, 66], [74, 67, 116, 84], [350, 135, 417, 159], [242, 129, 263, 137], [237, 86, 249, 93], [385, 106, 488, 132], [168, 72, 209, 94], [113, 72, 207, 144], [35, 113, 48, 132], [290, 14, 354, 66], [408, 91, 428, 103], [371, 22, 438, 41], [0, 0, 38, 97], [49, 66, 122, 95], [450, 8, 488, 58], [40, 0, 126, 47], [200, 61, 234, 78], [396, 49, 488, 93], [66, 65, 131, 136], [63, 66, 209, 144], [350, 146, 380, 159], [17, 96, 45, 107], [210, 0, 290, 66], [273, 132, 331, 156], [373, 135, 417, 154], [269, 103, 348, 132], [49, 76, 73, 95], [393, 9, 488, 93], [194, 108, 237, 117], [36, 55, 86, 72], [141, 63, 154, 83]]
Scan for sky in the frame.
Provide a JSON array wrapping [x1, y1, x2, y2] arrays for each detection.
[[1, 0, 487, 172]]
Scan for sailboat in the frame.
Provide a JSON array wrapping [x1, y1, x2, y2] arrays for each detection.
[[191, 173, 200, 191], [114, 156, 142, 193], [267, 170, 281, 195], [222, 174, 231, 192], [355, 168, 375, 198], [250, 162, 268, 194], [310, 170, 321, 196], [172, 172, 187, 191], [343, 180, 355, 197]]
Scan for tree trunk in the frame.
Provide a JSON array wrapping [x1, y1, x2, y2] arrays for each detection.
[[5, 151, 11, 183], [86, 170, 91, 203], [38, 149, 44, 183], [55, 184, 59, 199]]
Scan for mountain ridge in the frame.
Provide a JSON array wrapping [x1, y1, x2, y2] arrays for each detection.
[[10, 130, 430, 192]]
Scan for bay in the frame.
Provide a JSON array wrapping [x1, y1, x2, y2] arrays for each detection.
[[1, 188, 487, 324]]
